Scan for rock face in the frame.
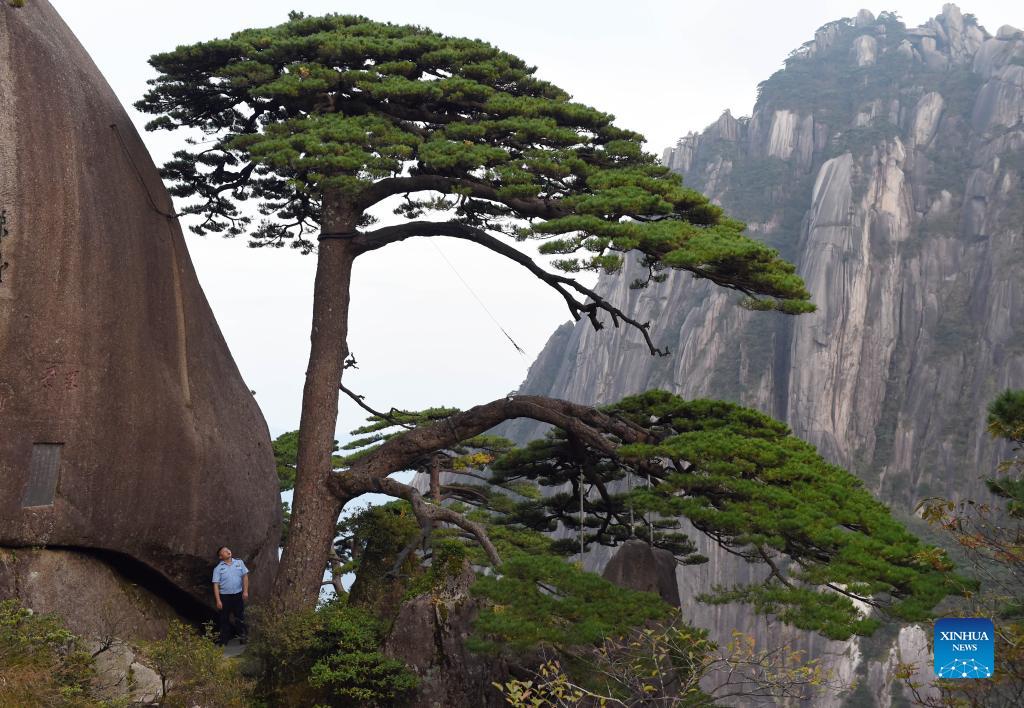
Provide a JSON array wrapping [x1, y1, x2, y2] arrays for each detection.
[[602, 539, 680, 608], [0, 2, 280, 610], [89, 639, 164, 705], [0, 548, 179, 640], [384, 564, 507, 708], [510, 5, 1022, 705]]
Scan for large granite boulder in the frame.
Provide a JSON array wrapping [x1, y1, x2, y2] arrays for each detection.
[[0, 2, 280, 608], [602, 539, 681, 608]]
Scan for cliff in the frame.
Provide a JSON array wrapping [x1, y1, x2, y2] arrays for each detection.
[[509, 5, 1024, 705]]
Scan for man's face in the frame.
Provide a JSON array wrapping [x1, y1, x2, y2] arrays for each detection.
[[219, 547, 232, 562]]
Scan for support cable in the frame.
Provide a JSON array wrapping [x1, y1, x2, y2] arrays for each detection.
[[431, 240, 526, 355]]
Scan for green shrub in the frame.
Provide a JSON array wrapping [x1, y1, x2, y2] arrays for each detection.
[[142, 621, 252, 707], [0, 599, 97, 707], [247, 600, 417, 707]]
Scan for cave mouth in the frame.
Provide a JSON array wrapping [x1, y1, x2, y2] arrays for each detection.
[[49, 545, 215, 626]]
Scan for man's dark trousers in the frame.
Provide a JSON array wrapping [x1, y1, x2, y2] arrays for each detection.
[[217, 592, 246, 644]]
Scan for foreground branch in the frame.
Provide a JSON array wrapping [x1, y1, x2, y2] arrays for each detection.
[[339, 382, 413, 429], [355, 175, 570, 219], [377, 477, 502, 567], [330, 394, 644, 501], [325, 394, 648, 570]]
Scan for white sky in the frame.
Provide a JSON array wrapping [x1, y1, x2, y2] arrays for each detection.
[[49, 1, 1021, 442]]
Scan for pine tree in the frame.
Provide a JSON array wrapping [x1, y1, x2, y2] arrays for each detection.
[[985, 389, 1024, 517], [138, 12, 813, 609]]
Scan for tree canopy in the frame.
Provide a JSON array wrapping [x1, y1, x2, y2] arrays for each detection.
[[325, 389, 964, 642], [138, 11, 813, 328], [141, 13, 968, 703]]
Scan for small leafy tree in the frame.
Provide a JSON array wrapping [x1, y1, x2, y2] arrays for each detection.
[[143, 621, 252, 708], [0, 600, 96, 707], [138, 12, 814, 609]]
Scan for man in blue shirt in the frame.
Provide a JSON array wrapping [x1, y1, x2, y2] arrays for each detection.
[[212, 546, 249, 645]]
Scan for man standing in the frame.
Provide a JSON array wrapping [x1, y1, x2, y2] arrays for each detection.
[[212, 546, 249, 645]]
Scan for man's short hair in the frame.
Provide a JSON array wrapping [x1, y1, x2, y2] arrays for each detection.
[[216, 545, 229, 557]]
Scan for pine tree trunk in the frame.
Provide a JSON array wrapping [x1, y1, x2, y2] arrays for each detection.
[[271, 195, 358, 610]]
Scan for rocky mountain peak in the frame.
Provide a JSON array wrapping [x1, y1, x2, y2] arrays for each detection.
[[997, 24, 1024, 40], [514, 6, 1024, 704], [789, 5, 988, 71], [855, 9, 876, 28]]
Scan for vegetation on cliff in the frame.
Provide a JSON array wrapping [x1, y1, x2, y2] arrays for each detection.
[[907, 391, 1024, 707]]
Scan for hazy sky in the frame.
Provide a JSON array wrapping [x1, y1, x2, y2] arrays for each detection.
[[48, 1, 1022, 442]]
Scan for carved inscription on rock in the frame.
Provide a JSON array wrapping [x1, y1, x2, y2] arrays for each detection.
[[0, 381, 13, 413], [36, 364, 80, 393], [0, 208, 9, 285]]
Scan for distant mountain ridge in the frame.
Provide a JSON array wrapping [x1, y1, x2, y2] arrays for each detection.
[[507, 5, 1024, 705]]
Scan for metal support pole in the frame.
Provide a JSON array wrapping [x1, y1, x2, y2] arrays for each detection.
[[627, 470, 634, 537], [647, 473, 653, 544], [579, 471, 585, 558]]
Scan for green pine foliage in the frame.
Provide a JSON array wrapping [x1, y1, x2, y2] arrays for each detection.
[[247, 600, 417, 707], [469, 549, 671, 653], [273, 430, 299, 492], [339, 407, 463, 464], [608, 392, 962, 639], [987, 389, 1024, 517], [137, 12, 813, 314], [340, 390, 964, 643]]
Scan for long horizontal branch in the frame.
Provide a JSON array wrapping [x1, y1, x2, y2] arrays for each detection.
[[329, 394, 646, 502], [351, 220, 669, 355], [355, 174, 570, 218]]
